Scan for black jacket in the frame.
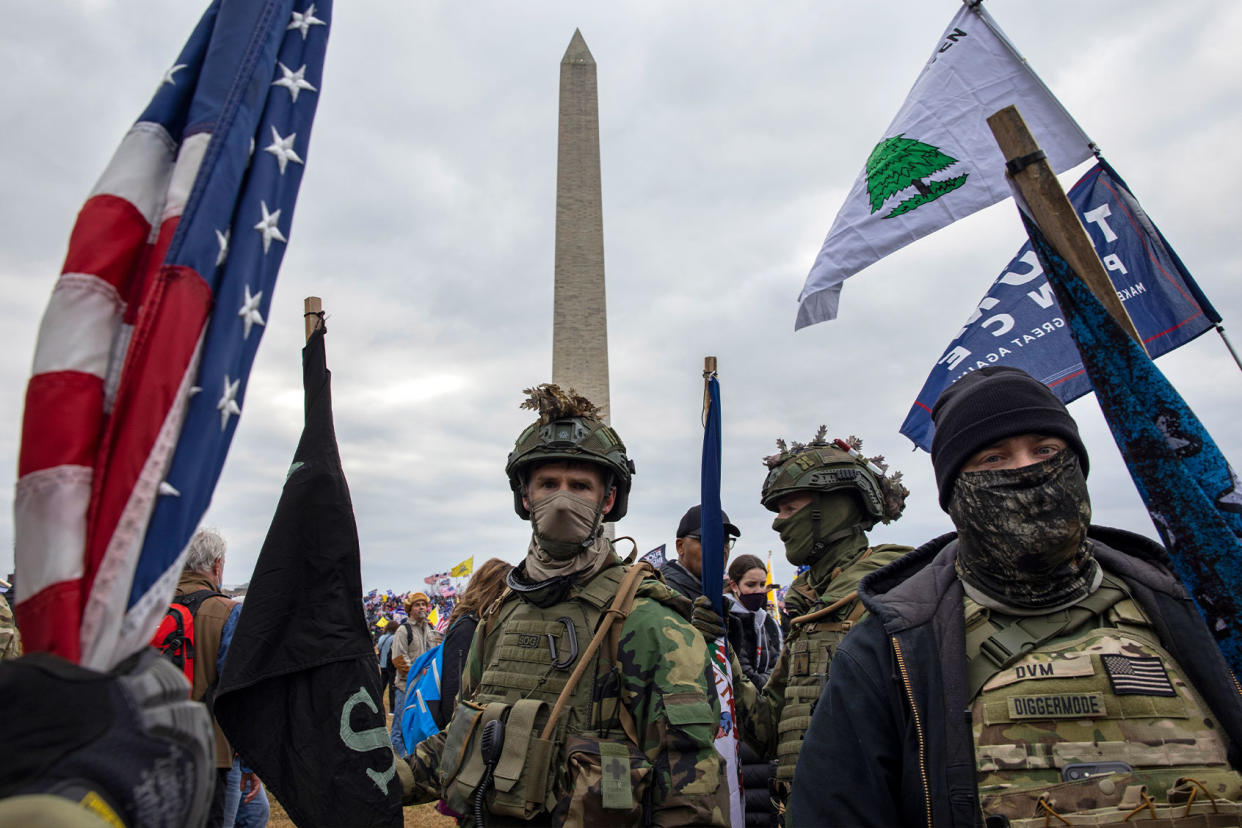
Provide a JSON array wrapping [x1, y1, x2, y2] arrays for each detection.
[[431, 613, 478, 730], [660, 560, 703, 602], [724, 594, 783, 688], [789, 527, 1242, 828]]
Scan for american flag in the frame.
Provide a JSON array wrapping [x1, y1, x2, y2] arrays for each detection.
[[15, 0, 332, 669], [1101, 654, 1176, 697]]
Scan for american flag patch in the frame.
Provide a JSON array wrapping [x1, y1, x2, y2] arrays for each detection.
[[1101, 654, 1176, 697]]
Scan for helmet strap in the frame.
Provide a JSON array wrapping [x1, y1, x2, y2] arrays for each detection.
[[808, 494, 864, 557], [578, 473, 614, 548]]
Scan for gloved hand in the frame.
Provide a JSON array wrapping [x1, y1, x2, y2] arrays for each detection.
[[690, 595, 725, 642], [0, 648, 214, 828]]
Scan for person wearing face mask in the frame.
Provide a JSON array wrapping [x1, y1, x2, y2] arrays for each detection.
[[691, 427, 911, 824], [724, 555, 784, 828], [792, 366, 1242, 828], [398, 385, 728, 827], [723, 554, 782, 689]]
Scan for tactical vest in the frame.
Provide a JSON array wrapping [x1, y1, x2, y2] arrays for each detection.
[[966, 575, 1242, 827], [775, 544, 908, 785], [437, 562, 687, 827]]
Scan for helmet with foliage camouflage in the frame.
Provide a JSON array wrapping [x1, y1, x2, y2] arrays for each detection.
[[505, 384, 635, 521], [760, 427, 907, 529]]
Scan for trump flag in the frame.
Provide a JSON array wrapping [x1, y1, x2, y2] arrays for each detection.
[[901, 160, 1219, 451]]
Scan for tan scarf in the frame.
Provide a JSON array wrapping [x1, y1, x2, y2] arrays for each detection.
[[524, 533, 615, 583]]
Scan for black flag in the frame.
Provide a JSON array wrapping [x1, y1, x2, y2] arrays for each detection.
[[215, 324, 401, 827]]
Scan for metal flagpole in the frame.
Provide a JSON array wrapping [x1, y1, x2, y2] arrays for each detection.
[[1213, 324, 1242, 372]]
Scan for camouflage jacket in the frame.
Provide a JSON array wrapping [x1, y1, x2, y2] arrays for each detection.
[[0, 595, 21, 662], [790, 528, 1242, 828], [731, 544, 910, 770], [405, 555, 729, 827]]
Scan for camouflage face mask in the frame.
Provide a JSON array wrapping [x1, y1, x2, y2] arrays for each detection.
[[949, 450, 1095, 611], [772, 492, 862, 567]]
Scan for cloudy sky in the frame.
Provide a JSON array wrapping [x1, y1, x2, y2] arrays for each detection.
[[2, 1, 1240, 592]]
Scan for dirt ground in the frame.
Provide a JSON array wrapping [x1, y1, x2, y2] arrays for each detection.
[[266, 797, 454, 828]]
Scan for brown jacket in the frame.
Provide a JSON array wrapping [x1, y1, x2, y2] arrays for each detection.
[[391, 618, 440, 681], [176, 569, 236, 768]]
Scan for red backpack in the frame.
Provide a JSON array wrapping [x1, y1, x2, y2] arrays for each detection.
[[149, 589, 225, 691]]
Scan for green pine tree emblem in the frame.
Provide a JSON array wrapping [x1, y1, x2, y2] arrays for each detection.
[[865, 134, 968, 218]]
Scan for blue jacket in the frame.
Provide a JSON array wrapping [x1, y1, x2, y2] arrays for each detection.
[[789, 527, 1242, 828], [377, 631, 394, 669]]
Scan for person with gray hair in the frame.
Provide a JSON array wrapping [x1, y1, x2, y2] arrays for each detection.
[[173, 527, 260, 826], [184, 526, 228, 576]]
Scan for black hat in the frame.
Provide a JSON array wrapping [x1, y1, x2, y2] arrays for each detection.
[[677, 505, 741, 539], [931, 366, 1088, 510]]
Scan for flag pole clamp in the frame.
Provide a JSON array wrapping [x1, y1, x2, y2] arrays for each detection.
[[1005, 149, 1046, 176]]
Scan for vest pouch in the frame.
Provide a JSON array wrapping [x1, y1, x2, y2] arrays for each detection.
[[488, 699, 557, 821], [555, 733, 654, 827], [440, 699, 507, 817]]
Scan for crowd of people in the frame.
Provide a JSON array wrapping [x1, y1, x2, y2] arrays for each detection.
[[4, 367, 1242, 828]]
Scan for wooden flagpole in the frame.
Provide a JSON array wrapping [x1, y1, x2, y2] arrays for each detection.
[[702, 356, 717, 425], [986, 105, 1148, 354], [304, 296, 323, 343]]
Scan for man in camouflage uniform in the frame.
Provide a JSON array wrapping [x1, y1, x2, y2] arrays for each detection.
[[793, 366, 1242, 827], [695, 427, 911, 824], [397, 385, 728, 827]]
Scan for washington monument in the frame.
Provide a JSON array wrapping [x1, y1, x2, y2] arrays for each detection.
[[552, 30, 610, 423]]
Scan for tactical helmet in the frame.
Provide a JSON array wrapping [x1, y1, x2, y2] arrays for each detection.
[[505, 384, 635, 521], [760, 427, 907, 529]]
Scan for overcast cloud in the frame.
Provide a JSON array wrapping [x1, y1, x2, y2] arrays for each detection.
[[2, 1, 1240, 592]]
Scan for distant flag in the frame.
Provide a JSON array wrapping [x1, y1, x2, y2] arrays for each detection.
[[795, 2, 1092, 329], [699, 370, 744, 828], [15, 0, 332, 667], [901, 160, 1220, 450], [1016, 195, 1242, 679], [427, 606, 439, 630], [215, 324, 401, 827], [765, 551, 776, 611], [423, 571, 448, 585], [449, 556, 473, 578], [639, 543, 668, 569]]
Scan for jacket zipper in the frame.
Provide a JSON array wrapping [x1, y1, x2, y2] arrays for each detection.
[[892, 636, 932, 828]]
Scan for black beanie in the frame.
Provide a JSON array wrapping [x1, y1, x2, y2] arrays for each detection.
[[930, 366, 1088, 510]]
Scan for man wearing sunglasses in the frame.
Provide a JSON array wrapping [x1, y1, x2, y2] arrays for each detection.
[[661, 504, 741, 601]]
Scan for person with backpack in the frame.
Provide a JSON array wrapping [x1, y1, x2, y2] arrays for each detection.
[[389, 592, 441, 753], [168, 527, 260, 827]]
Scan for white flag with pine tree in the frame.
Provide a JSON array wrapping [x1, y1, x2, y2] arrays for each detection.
[[795, 2, 1092, 329]]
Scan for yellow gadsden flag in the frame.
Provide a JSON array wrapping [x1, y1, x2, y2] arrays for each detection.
[[450, 556, 473, 578]]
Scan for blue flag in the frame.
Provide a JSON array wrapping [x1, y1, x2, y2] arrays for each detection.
[[401, 643, 444, 752], [700, 376, 725, 616], [901, 160, 1219, 451], [698, 373, 745, 825], [1019, 204, 1242, 677]]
